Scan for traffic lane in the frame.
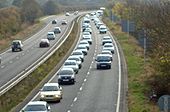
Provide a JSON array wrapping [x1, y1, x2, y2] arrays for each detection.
[[0, 20, 71, 88], [31, 20, 97, 112], [0, 16, 70, 64], [69, 28, 119, 112]]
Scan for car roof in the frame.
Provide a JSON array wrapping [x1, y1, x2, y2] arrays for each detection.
[[80, 40, 88, 43], [61, 67, 74, 71], [104, 43, 113, 45], [44, 83, 59, 87], [27, 101, 47, 105], [12, 40, 21, 42], [103, 36, 111, 38], [65, 60, 77, 63], [68, 55, 81, 59], [41, 39, 49, 42], [48, 31, 54, 34], [73, 50, 83, 53], [102, 50, 112, 53], [97, 54, 111, 57]]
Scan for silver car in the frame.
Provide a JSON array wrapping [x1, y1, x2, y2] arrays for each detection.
[[63, 60, 79, 74], [68, 56, 82, 69]]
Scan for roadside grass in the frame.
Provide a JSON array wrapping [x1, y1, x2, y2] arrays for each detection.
[[0, 21, 45, 53], [0, 18, 79, 112], [103, 18, 159, 112]]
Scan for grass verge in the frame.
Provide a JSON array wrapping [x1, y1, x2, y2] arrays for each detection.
[[0, 21, 45, 53], [0, 18, 79, 112], [103, 18, 159, 112]]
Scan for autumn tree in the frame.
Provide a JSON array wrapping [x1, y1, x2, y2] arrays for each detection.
[[21, 0, 43, 23]]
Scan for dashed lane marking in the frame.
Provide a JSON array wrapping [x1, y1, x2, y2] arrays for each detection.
[[73, 97, 77, 102]]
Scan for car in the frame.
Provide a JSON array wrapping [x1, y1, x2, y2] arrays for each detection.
[[54, 27, 61, 34], [96, 22, 104, 29], [102, 36, 111, 41], [39, 83, 62, 102], [47, 32, 55, 40], [101, 50, 113, 61], [61, 20, 67, 25], [63, 60, 79, 74], [39, 39, 50, 48], [58, 67, 75, 84], [74, 11, 79, 15], [82, 36, 92, 45], [84, 27, 92, 34], [79, 40, 90, 50], [99, 25, 107, 34], [22, 101, 50, 112], [11, 40, 23, 52], [72, 50, 84, 62], [65, 12, 70, 16], [52, 19, 57, 24], [103, 43, 115, 54], [83, 18, 90, 24], [82, 23, 91, 32], [95, 54, 112, 69], [76, 45, 88, 55], [102, 39, 112, 45], [67, 56, 82, 69]]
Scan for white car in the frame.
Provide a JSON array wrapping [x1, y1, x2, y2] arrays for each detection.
[[72, 50, 84, 62], [39, 39, 50, 48], [102, 39, 112, 45], [96, 22, 104, 29], [103, 43, 115, 54], [65, 12, 70, 16], [11, 40, 23, 52], [101, 50, 113, 61], [99, 25, 107, 34], [102, 36, 111, 41], [76, 45, 88, 55], [68, 56, 82, 69], [47, 32, 55, 40], [84, 27, 92, 34], [63, 60, 79, 74], [82, 36, 92, 45], [79, 40, 90, 50], [22, 101, 50, 112], [39, 83, 62, 102], [61, 20, 67, 25], [54, 27, 61, 34]]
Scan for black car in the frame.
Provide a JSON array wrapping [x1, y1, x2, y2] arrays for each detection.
[[52, 20, 57, 24], [58, 68, 75, 84]]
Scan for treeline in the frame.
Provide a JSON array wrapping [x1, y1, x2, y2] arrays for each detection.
[[112, 1, 170, 97], [0, 0, 61, 39]]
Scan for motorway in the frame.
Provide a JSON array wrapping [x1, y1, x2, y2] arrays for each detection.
[[0, 12, 86, 93], [19, 16, 122, 112]]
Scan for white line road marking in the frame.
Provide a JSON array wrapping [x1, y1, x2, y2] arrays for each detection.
[[16, 57, 19, 59], [1, 66, 5, 68], [9, 61, 13, 63], [67, 110, 71, 112], [73, 97, 77, 102], [79, 87, 82, 91], [108, 31, 122, 112], [87, 72, 90, 75], [22, 53, 24, 55], [84, 79, 87, 82]]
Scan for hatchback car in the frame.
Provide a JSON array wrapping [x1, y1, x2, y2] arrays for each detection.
[[58, 67, 75, 84], [67, 56, 82, 69], [96, 54, 112, 69], [52, 19, 57, 24], [54, 27, 61, 34], [84, 27, 92, 34], [63, 60, 79, 74], [61, 20, 67, 25], [11, 40, 23, 52], [47, 32, 55, 40], [76, 45, 88, 55], [39, 83, 62, 102], [102, 39, 112, 45], [65, 12, 70, 16], [22, 101, 50, 112], [72, 50, 84, 62], [79, 40, 90, 50], [99, 25, 107, 34], [39, 39, 50, 48], [103, 43, 115, 54]]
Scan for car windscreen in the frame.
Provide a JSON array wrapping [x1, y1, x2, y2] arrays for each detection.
[[64, 62, 76, 65], [12, 42, 20, 45], [69, 58, 79, 61], [59, 70, 73, 75], [42, 86, 59, 91], [104, 45, 113, 47], [24, 105, 46, 111], [72, 52, 82, 55], [97, 56, 110, 62]]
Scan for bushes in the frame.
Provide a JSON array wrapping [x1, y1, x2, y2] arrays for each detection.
[[0, 7, 21, 39]]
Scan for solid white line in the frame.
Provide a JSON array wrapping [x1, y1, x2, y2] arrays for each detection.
[[67, 110, 71, 112], [108, 31, 121, 112], [87, 72, 90, 75]]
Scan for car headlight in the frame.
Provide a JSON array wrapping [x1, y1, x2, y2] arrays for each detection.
[[55, 95, 59, 97]]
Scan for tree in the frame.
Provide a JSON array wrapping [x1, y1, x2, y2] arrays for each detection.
[[12, 0, 24, 7], [21, 0, 43, 23], [43, 0, 60, 15]]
